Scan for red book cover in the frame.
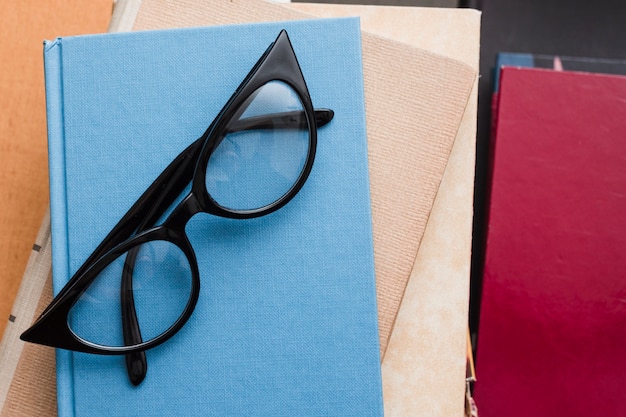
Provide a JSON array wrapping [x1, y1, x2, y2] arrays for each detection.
[[475, 67, 626, 416]]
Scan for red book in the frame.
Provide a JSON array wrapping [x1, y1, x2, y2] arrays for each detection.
[[475, 67, 626, 416]]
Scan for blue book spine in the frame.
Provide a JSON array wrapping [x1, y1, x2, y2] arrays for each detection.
[[43, 38, 75, 417]]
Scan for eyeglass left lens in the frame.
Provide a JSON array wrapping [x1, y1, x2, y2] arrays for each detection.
[[68, 240, 192, 348]]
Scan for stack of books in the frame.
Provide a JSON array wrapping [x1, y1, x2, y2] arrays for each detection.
[[0, 1, 480, 416]]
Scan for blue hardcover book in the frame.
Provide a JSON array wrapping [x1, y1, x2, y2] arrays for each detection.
[[41, 18, 382, 416]]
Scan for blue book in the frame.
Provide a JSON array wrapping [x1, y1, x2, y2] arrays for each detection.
[[42, 18, 382, 416]]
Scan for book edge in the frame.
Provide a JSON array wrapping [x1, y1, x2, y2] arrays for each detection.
[[43, 38, 76, 417]]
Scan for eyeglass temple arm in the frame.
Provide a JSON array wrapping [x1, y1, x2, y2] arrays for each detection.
[[119, 108, 334, 385], [226, 109, 334, 133], [117, 141, 202, 386]]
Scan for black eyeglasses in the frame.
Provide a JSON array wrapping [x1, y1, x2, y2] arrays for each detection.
[[21, 30, 334, 386]]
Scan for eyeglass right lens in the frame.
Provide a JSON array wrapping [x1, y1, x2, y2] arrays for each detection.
[[205, 80, 311, 212], [68, 239, 193, 349]]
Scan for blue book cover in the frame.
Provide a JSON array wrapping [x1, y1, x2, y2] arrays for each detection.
[[43, 18, 383, 416]]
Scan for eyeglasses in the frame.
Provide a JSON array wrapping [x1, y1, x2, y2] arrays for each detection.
[[21, 30, 334, 386]]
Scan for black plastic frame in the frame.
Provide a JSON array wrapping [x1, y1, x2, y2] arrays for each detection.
[[21, 30, 334, 383]]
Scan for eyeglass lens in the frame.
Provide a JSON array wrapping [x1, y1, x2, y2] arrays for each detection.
[[206, 80, 310, 211], [68, 240, 193, 347]]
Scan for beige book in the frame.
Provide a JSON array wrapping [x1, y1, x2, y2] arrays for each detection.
[[292, 5, 480, 415], [293, 6, 480, 415], [0, 1, 479, 416]]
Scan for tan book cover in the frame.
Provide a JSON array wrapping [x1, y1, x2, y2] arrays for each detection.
[[0, 1, 479, 416]]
